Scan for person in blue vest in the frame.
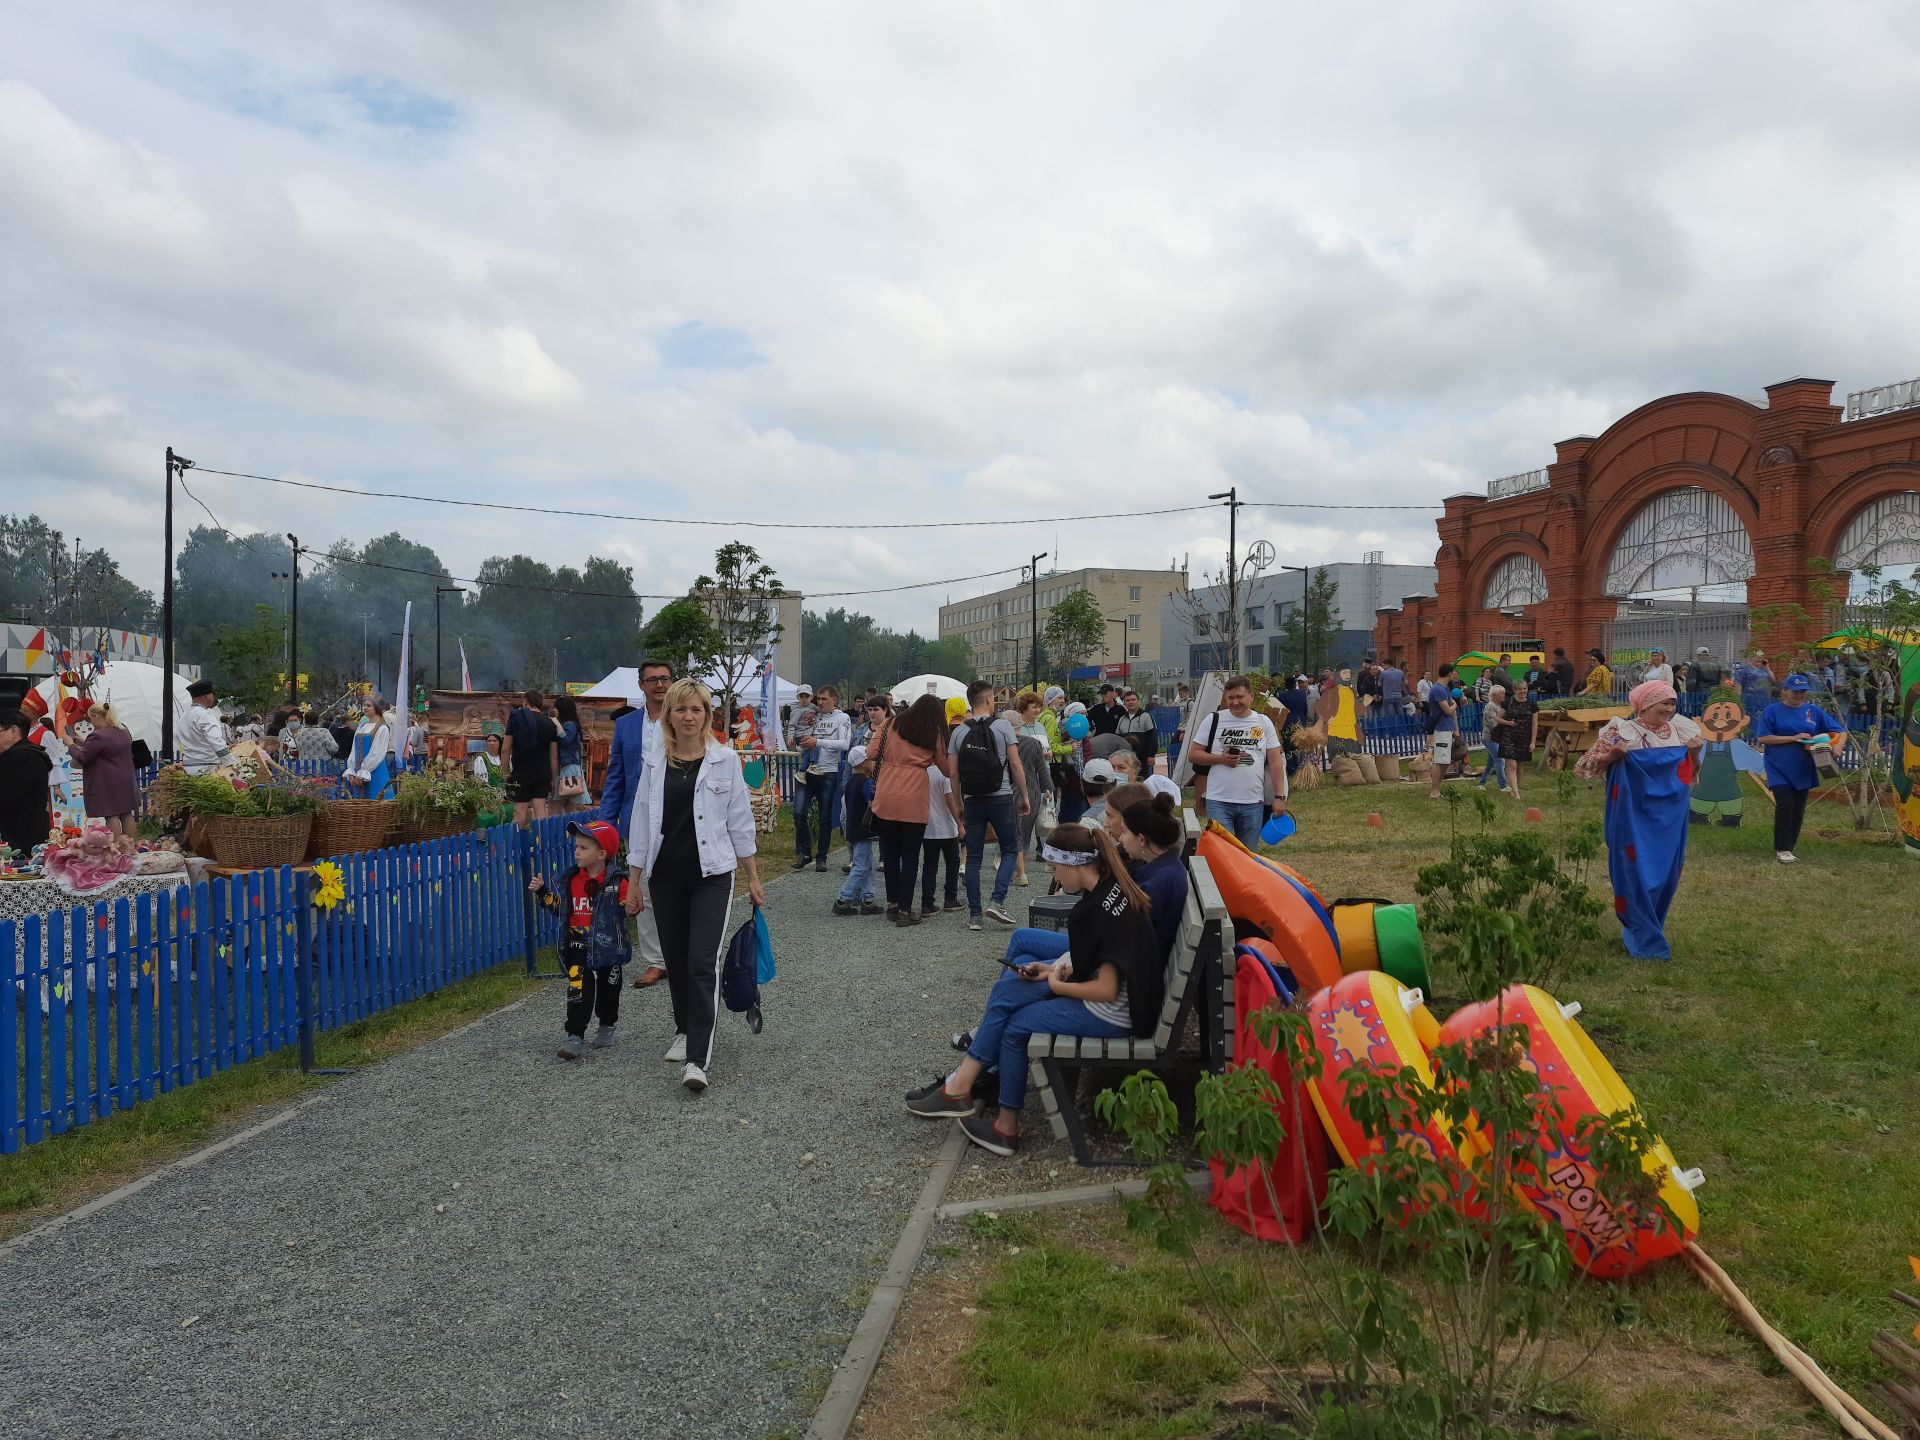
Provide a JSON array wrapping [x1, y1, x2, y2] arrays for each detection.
[[1753, 673, 1845, 865], [598, 658, 673, 988]]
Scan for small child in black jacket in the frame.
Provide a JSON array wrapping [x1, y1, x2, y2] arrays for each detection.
[[530, 819, 633, 1059]]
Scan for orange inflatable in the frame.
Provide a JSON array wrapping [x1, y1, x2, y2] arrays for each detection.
[[1303, 971, 1464, 1177], [1439, 985, 1702, 1278], [1197, 825, 1343, 994]]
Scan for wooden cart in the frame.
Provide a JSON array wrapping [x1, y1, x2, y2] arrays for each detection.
[[1534, 705, 1630, 772]]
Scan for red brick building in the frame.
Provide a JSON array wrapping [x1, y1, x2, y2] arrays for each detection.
[[1372, 376, 1920, 675]]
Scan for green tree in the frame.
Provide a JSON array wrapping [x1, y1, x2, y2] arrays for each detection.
[[919, 635, 976, 683], [1275, 566, 1339, 677], [1043, 587, 1106, 676], [849, 633, 905, 691], [0, 514, 158, 633], [690, 542, 785, 711], [802, 607, 879, 692], [642, 597, 721, 674], [208, 603, 289, 712]]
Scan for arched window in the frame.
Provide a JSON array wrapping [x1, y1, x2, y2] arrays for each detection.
[[1834, 491, 1920, 572], [1481, 554, 1548, 608], [1602, 487, 1754, 597]]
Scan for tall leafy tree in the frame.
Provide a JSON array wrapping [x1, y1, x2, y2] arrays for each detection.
[[207, 603, 289, 712], [0, 515, 158, 633], [690, 542, 785, 712], [1043, 587, 1107, 676], [1275, 567, 1340, 677], [642, 598, 720, 674], [920, 635, 976, 683]]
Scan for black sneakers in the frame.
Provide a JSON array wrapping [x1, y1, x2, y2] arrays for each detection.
[[959, 1112, 1019, 1155], [831, 901, 859, 916], [905, 1081, 977, 1118]]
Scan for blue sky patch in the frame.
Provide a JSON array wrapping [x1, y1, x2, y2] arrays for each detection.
[[659, 321, 764, 371]]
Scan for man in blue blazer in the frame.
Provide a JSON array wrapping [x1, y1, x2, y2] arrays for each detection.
[[596, 658, 672, 984]]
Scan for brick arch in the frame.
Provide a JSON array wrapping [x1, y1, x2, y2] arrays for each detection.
[[1578, 391, 1762, 495], [1579, 463, 1762, 595], [1465, 532, 1551, 606], [1806, 463, 1920, 563]]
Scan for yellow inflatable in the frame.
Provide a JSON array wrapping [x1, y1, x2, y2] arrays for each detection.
[[1304, 970, 1457, 1175], [1439, 985, 1702, 1278]]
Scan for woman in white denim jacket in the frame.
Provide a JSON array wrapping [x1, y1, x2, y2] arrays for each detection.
[[625, 679, 765, 1092]]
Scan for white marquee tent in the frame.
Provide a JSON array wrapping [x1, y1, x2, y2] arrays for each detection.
[[32, 662, 195, 753], [581, 663, 802, 710], [888, 673, 967, 705]]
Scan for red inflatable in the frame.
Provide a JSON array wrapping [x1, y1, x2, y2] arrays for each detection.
[[1438, 985, 1702, 1278], [1303, 970, 1467, 1177], [1209, 943, 1328, 1244]]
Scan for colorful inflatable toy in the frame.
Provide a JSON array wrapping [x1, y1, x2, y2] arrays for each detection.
[[1328, 900, 1431, 993], [1438, 984, 1702, 1278], [1303, 970, 1461, 1176], [1198, 825, 1343, 994]]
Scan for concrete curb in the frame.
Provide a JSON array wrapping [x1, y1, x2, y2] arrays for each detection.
[[935, 1168, 1211, 1221], [806, 1125, 967, 1440], [0, 985, 549, 1264]]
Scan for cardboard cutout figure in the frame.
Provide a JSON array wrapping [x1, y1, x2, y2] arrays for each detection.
[[1689, 697, 1763, 827]]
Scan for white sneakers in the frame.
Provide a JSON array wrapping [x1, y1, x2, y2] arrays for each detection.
[[1776, 851, 1798, 864], [682, 1063, 708, 1092], [665, 1034, 688, 1063]]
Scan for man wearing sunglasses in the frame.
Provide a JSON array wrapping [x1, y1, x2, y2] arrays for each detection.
[[599, 658, 673, 988]]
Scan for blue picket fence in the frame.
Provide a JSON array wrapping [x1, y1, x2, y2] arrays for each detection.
[[2, 815, 574, 1155]]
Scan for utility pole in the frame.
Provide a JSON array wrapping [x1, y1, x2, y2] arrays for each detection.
[[286, 535, 301, 708], [161, 448, 192, 759], [434, 585, 465, 689], [1208, 487, 1242, 668], [1027, 551, 1048, 689], [361, 613, 369, 680]]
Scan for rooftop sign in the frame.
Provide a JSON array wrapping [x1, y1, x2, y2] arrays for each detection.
[[1845, 376, 1920, 421]]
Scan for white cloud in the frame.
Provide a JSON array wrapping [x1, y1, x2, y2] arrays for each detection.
[[4, 1, 1920, 638]]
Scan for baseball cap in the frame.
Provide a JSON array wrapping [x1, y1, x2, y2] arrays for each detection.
[[566, 819, 622, 857], [1696, 646, 1710, 655], [1083, 758, 1119, 786], [1098, 682, 1116, 693], [1649, 646, 1665, 655], [847, 745, 868, 768], [1783, 674, 1812, 692], [795, 683, 813, 696]]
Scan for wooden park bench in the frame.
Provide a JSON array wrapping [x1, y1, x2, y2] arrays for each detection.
[[1026, 826, 1233, 1167]]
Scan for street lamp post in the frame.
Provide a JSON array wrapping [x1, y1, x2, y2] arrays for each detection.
[[1027, 551, 1048, 690]]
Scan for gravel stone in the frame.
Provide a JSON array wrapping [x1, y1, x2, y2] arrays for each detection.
[[0, 860, 1005, 1440]]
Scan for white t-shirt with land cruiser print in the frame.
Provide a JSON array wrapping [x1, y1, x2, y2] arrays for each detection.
[[1201, 708, 1280, 806]]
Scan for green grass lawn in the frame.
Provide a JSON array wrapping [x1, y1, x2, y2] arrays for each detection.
[[882, 771, 1919, 1438]]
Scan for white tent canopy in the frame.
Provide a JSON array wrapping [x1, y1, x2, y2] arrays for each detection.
[[580, 663, 801, 710], [33, 662, 194, 753], [889, 673, 967, 705]]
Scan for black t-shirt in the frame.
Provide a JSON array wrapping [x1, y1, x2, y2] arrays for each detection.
[[507, 708, 557, 770], [1552, 659, 1575, 695], [1065, 877, 1164, 1038], [653, 752, 701, 879], [1089, 702, 1123, 736]]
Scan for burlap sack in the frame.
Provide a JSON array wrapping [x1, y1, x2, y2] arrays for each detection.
[[1356, 753, 1381, 784], [1407, 752, 1432, 779], [1332, 753, 1366, 787], [1375, 754, 1402, 781]]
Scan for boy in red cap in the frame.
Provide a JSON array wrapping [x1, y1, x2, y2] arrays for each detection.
[[529, 819, 633, 1059]]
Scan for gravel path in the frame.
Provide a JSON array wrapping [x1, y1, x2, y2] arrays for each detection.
[[0, 859, 1018, 1440]]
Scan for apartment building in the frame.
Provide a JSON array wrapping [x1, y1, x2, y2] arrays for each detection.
[[937, 566, 1188, 686]]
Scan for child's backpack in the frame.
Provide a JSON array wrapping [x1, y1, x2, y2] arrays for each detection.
[[955, 717, 1006, 798]]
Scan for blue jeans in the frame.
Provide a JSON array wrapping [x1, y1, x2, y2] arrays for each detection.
[[794, 768, 843, 862], [1210, 799, 1265, 849], [963, 792, 1018, 916], [837, 838, 876, 904], [966, 939, 1129, 1112], [1477, 741, 1503, 787]]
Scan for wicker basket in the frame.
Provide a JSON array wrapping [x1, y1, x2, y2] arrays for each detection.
[[308, 799, 397, 859], [392, 808, 480, 845], [204, 811, 315, 869]]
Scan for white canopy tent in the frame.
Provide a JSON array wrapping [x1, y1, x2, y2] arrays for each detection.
[[33, 662, 195, 753], [889, 673, 967, 705], [580, 666, 641, 700]]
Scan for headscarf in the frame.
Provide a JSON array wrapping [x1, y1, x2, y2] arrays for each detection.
[[943, 696, 968, 724], [1144, 774, 1181, 804], [1043, 686, 1065, 705], [1066, 701, 1086, 715], [1628, 680, 1677, 715]]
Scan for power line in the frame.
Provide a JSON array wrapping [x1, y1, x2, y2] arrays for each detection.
[[302, 545, 1025, 601], [191, 464, 1444, 527]]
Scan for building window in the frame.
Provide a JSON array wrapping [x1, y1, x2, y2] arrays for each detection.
[[1194, 612, 1210, 636], [1128, 641, 1141, 658], [1128, 613, 1141, 630], [1128, 585, 1142, 602], [1246, 606, 1264, 630], [1245, 644, 1264, 667]]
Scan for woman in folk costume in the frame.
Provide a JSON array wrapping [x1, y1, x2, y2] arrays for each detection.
[[345, 694, 398, 800], [1575, 680, 1703, 961]]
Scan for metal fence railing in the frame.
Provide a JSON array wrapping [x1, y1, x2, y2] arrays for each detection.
[[2, 815, 572, 1155]]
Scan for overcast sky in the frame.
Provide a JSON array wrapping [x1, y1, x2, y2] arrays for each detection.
[[5, 2, 1919, 632]]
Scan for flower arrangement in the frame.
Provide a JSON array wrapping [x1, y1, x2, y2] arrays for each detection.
[[148, 768, 323, 825], [394, 765, 493, 824]]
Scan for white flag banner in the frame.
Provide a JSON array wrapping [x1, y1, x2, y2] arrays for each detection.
[[394, 601, 413, 761], [459, 638, 473, 691]]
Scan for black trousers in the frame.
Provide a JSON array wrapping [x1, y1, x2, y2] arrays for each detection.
[[563, 945, 623, 1037], [1772, 784, 1811, 854], [872, 818, 926, 911], [921, 836, 960, 910], [649, 868, 734, 1070]]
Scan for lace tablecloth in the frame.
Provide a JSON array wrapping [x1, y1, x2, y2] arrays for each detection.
[[0, 871, 192, 928]]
